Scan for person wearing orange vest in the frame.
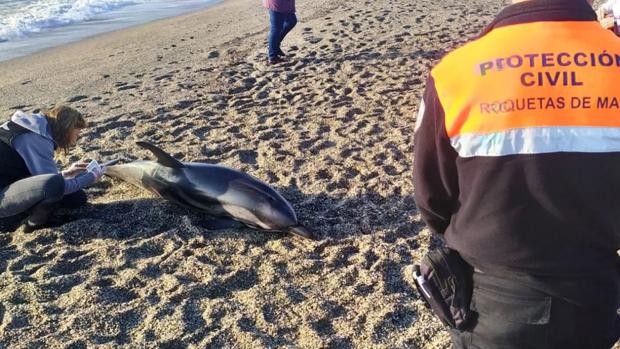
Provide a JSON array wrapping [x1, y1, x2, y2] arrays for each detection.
[[413, 0, 620, 347]]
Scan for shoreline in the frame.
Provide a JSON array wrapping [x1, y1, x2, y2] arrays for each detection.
[[0, 0, 255, 113], [0, 0, 224, 64]]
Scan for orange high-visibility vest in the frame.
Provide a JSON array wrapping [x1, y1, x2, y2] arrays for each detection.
[[431, 21, 620, 157]]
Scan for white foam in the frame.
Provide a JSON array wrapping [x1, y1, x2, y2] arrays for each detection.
[[0, 0, 145, 42]]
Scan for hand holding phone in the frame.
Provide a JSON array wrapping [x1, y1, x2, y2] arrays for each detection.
[[86, 160, 106, 180]]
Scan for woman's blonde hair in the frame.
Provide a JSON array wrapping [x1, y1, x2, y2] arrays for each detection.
[[43, 105, 87, 152]]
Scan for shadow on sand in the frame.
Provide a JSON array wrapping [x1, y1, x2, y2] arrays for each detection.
[[34, 181, 422, 245]]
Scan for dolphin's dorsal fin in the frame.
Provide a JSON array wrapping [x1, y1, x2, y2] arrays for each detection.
[[136, 141, 186, 168]]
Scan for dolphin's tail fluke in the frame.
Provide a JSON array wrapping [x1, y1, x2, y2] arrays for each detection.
[[288, 225, 315, 240]]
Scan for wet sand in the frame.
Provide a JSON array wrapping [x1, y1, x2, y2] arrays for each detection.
[[1, 0, 616, 348]]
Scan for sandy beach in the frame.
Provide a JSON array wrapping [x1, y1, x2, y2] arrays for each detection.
[[0, 0, 617, 348]]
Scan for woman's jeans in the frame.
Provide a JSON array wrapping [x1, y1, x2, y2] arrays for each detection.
[[0, 174, 87, 230], [268, 10, 297, 60]]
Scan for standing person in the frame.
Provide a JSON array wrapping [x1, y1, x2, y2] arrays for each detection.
[[262, 0, 297, 65], [413, 0, 620, 348], [597, 0, 620, 34], [0, 105, 105, 232]]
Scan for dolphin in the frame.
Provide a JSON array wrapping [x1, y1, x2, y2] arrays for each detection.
[[105, 141, 314, 240]]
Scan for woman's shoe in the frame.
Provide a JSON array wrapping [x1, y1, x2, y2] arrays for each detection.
[[268, 57, 286, 65], [23, 220, 45, 234]]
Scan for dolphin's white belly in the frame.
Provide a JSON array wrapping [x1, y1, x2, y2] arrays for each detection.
[[221, 204, 271, 229]]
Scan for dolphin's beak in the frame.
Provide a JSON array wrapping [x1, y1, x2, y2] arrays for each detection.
[[288, 225, 315, 240]]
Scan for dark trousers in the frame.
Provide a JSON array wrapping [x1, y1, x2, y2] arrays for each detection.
[[268, 9, 297, 60], [450, 270, 620, 349], [0, 174, 87, 231]]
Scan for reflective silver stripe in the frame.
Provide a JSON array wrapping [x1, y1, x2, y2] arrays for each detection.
[[451, 126, 620, 157], [415, 99, 426, 132]]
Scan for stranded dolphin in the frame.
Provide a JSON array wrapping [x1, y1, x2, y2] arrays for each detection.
[[105, 141, 314, 240]]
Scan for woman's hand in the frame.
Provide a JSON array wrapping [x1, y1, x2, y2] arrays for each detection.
[[61, 161, 89, 177]]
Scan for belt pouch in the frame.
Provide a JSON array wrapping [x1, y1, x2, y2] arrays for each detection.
[[414, 247, 474, 329]]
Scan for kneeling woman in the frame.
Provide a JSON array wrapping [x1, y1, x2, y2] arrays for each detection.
[[0, 105, 105, 232]]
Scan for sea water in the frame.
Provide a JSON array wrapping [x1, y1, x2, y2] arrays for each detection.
[[0, 0, 219, 62]]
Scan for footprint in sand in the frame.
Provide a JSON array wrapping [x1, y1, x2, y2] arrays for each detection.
[[66, 95, 88, 103], [8, 105, 30, 111], [48, 254, 94, 276], [117, 84, 139, 91], [42, 275, 85, 300], [372, 307, 418, 341], [8, 254, 49, 275], [312, 318, 335, 336], [95, 286, 138, 304], [154, 74, 173, 81], [3, 310, 30, 330]]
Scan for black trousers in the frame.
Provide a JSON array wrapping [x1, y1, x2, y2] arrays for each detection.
[[0, 175, 87, 231], [450, 269, 620, 349]]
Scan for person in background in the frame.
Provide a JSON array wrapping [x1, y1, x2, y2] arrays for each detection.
[[413, 0, 619, 347], [0, 105, 105, 232], [262, 0, 297, 65], [597, 0, 620, 34]]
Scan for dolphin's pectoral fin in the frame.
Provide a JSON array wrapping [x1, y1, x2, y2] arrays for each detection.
[[136, 141, 186, 168], [199, 217, 247, 230]]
